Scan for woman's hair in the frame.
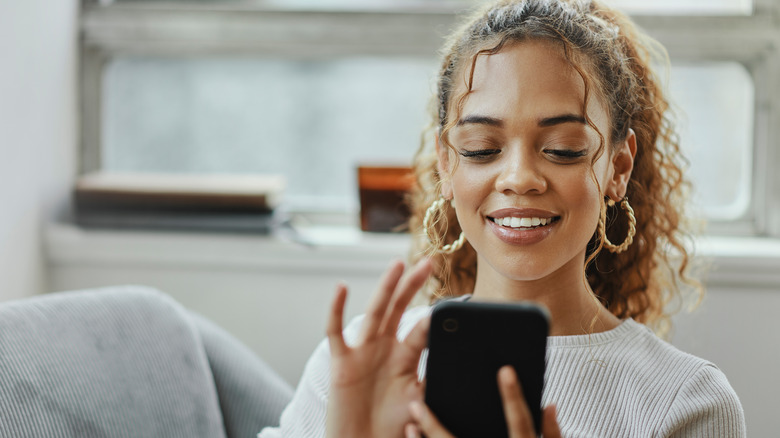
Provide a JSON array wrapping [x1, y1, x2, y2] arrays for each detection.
[[408, 0, 701, 334]]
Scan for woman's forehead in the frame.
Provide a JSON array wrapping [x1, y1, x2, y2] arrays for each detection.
[[455, 40, 609, 129]]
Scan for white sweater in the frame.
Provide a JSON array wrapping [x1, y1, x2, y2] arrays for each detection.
[[259, 304, 746, 437]]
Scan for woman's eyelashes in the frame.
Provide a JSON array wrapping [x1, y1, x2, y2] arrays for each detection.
[[545, 148, 588, 161], [458, 148, 501, 160], [457, 147, 588, 162]]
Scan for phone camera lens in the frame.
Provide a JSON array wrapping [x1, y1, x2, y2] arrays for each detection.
[[443, 318, 459, 333]]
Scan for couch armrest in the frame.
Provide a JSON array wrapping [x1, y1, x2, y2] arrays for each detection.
[[190, 312, 293, 437]]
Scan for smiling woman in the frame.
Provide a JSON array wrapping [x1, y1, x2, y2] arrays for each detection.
[[436, 41, 631, 319], [412, 11, 690, 339], [259, 1, 746, 437]]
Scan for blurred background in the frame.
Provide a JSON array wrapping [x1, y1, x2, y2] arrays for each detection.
[[1, 0, 778, 434]]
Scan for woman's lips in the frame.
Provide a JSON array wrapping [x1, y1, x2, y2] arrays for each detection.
[[488, 207, 558, 219], [486, 208, 560, 245]]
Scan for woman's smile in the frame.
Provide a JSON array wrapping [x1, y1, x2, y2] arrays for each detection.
[[486, 208, 561, 245]]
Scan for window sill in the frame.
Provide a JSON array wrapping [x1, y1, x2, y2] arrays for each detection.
[[45, 221, 411, 275], [696, 235, 780, 289]]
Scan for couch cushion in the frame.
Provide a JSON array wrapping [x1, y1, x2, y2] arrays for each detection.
[[0, 286, 226, 438], [192, 312, 292, 437]]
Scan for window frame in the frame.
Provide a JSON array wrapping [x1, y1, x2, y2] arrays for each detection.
[[79, 0, 780, 236]]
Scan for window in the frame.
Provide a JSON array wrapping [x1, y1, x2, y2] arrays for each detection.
[[668, 62, 754, 221], [80, 0, 780, 235], [101, 56, 435, 212], [606, 0, 752, 16]]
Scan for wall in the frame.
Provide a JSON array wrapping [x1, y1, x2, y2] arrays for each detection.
[[0, 0, 78, 301], [45, 224, 410, 388]]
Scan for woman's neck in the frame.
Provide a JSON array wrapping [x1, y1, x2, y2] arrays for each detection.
[[470, 256, 620, 336]]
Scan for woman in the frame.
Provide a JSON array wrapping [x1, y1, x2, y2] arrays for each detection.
[[260, 0, 746, 436]]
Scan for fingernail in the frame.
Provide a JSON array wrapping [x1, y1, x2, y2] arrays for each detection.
[[499, 366, 518, 385]]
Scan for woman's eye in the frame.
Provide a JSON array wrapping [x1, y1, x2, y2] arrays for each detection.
[[546, 149, 588, 160], [458, 148, 500, 160]]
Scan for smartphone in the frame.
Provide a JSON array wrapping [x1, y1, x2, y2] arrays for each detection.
[[424, 300, 549, 437]]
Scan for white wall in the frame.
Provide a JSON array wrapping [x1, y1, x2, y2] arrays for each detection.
[[0, 0, 78, 300], [45, 224, 410, 387]]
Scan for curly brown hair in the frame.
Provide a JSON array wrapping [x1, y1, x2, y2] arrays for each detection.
[[408, 0, 702, 334]]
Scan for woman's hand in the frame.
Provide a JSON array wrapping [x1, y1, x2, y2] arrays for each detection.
[[406, 366, 562, 438], [325, 259, 433, 438]]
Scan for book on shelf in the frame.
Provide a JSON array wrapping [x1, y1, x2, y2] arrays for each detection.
[[73, 172, 286, 233]]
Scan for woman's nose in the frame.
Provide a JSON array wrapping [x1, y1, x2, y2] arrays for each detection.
[[494, 151, 548, 195]]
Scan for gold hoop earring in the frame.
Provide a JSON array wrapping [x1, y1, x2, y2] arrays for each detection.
[[423, 197, 466, 254], [600, 197, 636, 254]]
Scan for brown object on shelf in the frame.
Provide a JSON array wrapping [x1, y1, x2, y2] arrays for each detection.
[[358, 165, 415, 233], [75, 172, 285, 213]]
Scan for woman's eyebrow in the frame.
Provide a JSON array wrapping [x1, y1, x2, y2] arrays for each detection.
[[538, 114, 587, 127], [456, 115, 503, 127], [457, 114, 586, 128]]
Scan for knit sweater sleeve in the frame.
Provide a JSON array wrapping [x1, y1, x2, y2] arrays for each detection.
[[256, 306, 431, 438], [257, 314, 366, 438], [256, 337, 331, 438], [659, 364, 746, 437]]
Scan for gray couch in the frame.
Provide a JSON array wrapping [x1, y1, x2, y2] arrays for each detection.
[[0, 286, 293, 437]]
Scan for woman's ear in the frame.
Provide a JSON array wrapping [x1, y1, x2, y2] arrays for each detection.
[[435, 131, 454, 199], [606, 128, 637, 200]]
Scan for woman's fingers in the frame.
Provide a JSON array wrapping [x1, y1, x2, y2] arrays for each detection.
[[358, 260, 406, 342], [498, 366, 535, 437], [326, 284, 349, 356], [381, 259, 433, 336], [542, 405, 563, 438], [409, 401, 455, 438], [404, 423, 421, 438], [403, 316, 431, 355]]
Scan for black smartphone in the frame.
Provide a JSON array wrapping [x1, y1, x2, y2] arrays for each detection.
[[424, 300, 549, 437]]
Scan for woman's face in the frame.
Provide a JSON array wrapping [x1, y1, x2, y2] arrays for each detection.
[[439, 39, 634, 286]]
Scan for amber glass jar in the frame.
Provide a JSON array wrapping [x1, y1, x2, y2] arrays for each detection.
[[357, 165, 415, 232]]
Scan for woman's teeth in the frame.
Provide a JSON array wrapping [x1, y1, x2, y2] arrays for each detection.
[[492, 217, 552, 228]]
